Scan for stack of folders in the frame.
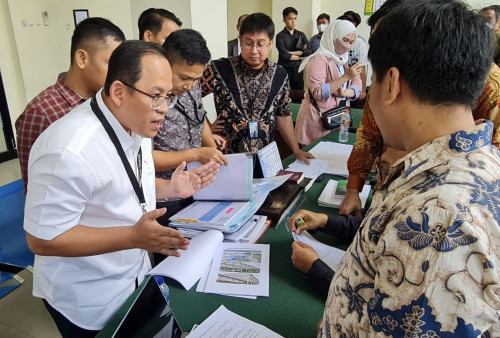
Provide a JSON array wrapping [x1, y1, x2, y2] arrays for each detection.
[[318, 179, 371, 208], [178, 215, 270, 244], [169, 153, 256, 233]]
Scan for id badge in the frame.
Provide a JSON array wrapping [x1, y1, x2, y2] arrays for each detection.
[[248, 120, 259, 139]]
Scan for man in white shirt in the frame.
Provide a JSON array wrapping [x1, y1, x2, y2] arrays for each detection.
[[24, 40, 219, 337]]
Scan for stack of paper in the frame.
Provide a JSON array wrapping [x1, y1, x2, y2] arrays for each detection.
[[286, 141, 353, 179], [177, 215, 270, 244], [149, 230, 270, 300], [318, 179, 371, 209], [187, 305, 283, 338], [196, 241, 270, 298]]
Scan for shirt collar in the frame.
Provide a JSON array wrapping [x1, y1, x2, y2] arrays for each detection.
[[55, 72, 86, 107], [387, 120, 495, 183], [95, 89, 143, 153]]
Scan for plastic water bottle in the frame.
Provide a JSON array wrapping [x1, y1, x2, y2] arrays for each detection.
[[154, 275, 170, 304], [338, 112, 350, 143]]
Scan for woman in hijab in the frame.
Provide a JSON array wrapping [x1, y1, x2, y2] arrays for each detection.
[[294, 20, 363, 146]]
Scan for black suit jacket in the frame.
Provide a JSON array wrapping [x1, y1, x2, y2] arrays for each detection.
[[227, 38, 239, 57]]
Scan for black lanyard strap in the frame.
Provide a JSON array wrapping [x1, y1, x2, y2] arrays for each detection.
[[90, 96, 147, 214], [175, 91, 205, 126]]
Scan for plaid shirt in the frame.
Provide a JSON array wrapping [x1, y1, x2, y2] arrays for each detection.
[[15, 74, 86, 192], [347, 63, 500, 191]]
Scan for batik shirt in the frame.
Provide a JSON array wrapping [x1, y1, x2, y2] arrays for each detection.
[[322, 121, 500, 337], [346, 63, 500, 192], [201, 56, 290, 154], [154, 83, 206, 180], [154, 84, 206, 203]]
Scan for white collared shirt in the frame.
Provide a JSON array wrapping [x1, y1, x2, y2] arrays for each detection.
[[24, 89, 155, 330]]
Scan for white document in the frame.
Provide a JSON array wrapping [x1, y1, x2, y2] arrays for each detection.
[[309, 141, 353, 177], [256, 141, 283, 177], [318, 179, 371, 209], [148, 230, 223, 290], [187, 305, 283, 338], [286, 159, 329, 180], [203, 242, 270, 297], [196, 265, 257, 299], [287, 141, 353, 178], [292, 231, 345, 271], [188, 153, 252, 201]]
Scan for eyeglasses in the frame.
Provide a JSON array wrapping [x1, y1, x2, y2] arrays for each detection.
[[241, 41, 271, 51], [122, 82, 176, 110]]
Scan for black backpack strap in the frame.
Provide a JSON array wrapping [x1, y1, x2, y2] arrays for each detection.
[[264, 65, 287, 114], [212, 58, 244, 112], [213, 58, 288, 116]]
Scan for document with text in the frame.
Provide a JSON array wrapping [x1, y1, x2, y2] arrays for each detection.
[[187, 305, 283, 338]]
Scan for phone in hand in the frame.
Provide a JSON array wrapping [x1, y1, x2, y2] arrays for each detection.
[[348, 50, 360, 67]]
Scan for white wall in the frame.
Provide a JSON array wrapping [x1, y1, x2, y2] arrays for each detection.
[[0, 0, 26, 133], [7, 0, 134, 105], [227, 0, 271, 41]]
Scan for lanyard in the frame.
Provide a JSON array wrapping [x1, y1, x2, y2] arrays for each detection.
[[90, 96, 147, 214], [175, 91, 205, 126]]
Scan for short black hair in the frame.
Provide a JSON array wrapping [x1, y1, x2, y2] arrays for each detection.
[[337, 15, 354, 23], [70, 17, 125, 64], [239, 13, 275, 40], [481, 5, 500, 19], [138, 8, 182, 40], [369, 0, 494, 108], [283, 7, 298, 18], [367, 0, 404, 27], [162, 29, 211, 66], [104, 41, 168, 96], [343, 11, 361, 26], [317, 13, 330, 22]]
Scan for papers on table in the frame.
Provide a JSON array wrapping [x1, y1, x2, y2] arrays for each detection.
[[149, 230, 270, 298], [292, 231, 345, 271], [148, 230, 223, 290], [287, 141, 353, 178], [177, 215, 270, 244], [318, 179, 371, 209], [170, 175, 290, 233], [187, 305, 283, 338], [223, 215, 269, 243], [196, 242, 270, 298]]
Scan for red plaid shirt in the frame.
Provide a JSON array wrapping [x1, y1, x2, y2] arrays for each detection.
[[15, 74, 86, 192]]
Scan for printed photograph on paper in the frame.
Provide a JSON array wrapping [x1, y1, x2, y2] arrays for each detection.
[[216, 250, 262, 285]]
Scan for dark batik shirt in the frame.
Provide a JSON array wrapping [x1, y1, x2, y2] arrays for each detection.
[[201, 56, 290, 154]]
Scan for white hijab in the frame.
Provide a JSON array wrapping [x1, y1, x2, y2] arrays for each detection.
[[299, 20, 357, 72]]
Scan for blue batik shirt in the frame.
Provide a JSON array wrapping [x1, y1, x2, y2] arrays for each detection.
[[321, 121, 500, 337]]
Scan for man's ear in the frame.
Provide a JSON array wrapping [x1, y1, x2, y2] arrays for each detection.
[[143, 30, 154, 42], [268, 39, 274, 49], [74, 49, 88, 70], [108, 81, 125, 107], [385, 67, 401, 105]]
